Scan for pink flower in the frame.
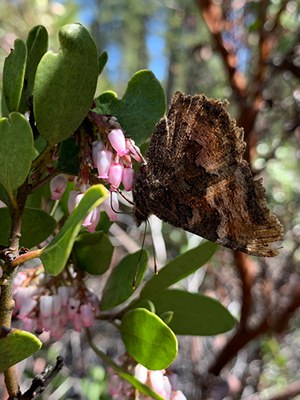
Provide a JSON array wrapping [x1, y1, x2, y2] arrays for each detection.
[[126, 138, 142, 162], [68, 190, 79, 213], [73, 312, 82, 332], [108, 162, 124, 189], [68, 298, 80, 319], [122, 167, 135, 191], [80, 303, 95, 327], [96, 149, 113, 179], [92, 140, 104, 167], [18, 298, 37, 319], [82, 206, 101, 232], [103, 193, 119, 221], [40, 295, 53, 318], [108, 129, 129, 156], [58, 286, 70, 306], [50, 175, 68, 200]]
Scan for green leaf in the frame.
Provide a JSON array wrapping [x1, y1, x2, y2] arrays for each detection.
[[0, 328, 42, 372], [40, 184, 107, 275], [98, 51, 108, 75], [94, 70, 166, 145], [144, 289, 236, 336], [34, 23, 99, 144], [101, 250, 148, 311], [121, 308, 177, 370], [25, 25, 48, 97], [0, 207, 57, 248], [3, 39, 27, 112], [73, 231, 113, 275], [140, 241, 218, 299], [0, 112, 33, 192]]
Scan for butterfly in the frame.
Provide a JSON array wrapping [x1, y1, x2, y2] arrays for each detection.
[[132, 91, 283, 257]]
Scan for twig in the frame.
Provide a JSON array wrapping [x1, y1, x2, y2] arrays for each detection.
[[15, 356, 64, 400]]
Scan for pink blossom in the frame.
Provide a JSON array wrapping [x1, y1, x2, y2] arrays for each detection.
[[18, 298, 37, 319], [126, 138, 142, 162], [52, 295, 61, 315], [50, 175, 68, 200], [40, 295, 53, 318], [68, 298, 80, 319], [58, 286, 70, 306], [96, 149, 113, 179], [68, 190, 79, 213], [92, 139, 104, 167], [103, 193, 119, 221], [73, 312, 82, 332], [80, 303, 95, 327], [108, 162, 124, 189], [149, 370, 170, 398], [108, 129, 129, 156], [122, 167, 135, 191], [83, 206, 101, 233], [22, 317, 36, 332], [135, 364, 148, 384]]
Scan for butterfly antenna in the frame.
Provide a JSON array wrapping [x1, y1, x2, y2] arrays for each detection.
[[132, 219, 148, 289], [149, 219, 158, 274]]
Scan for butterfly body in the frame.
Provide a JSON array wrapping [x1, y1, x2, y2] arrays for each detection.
[[132, 92, 283, 257]]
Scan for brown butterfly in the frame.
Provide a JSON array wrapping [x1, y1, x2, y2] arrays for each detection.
[[132, 92, 283, 257]]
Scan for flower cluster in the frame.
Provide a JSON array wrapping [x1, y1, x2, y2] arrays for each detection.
[[109, 364, 187, 400], [13, 266, 99, 340], [50, 127, 142, 230]]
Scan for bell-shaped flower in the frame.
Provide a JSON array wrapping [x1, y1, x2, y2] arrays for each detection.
[[92, 139, 104, 167], [126, 138, 142, 162], [68, 190, 79, 214], [122, 167, 135, 191], [108, 162, 124, 189], [103, 193, 119, 221], [108, 129, 129, 156], [96, 149, 113, 179], [40, 295, 53, 318], [84, 206, 101, 233], [80, 303, 95, 327], [50, 174, 68, 200]]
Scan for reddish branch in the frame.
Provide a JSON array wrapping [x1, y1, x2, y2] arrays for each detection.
[[208, 282, 300, 375]]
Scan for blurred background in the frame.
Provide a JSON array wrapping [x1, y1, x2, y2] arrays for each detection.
[[0, 0, 300, 399]]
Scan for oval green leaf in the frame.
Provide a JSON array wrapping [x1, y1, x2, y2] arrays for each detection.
[[146, 289, 237, 336], [94, 70, 166, 145], [101, 250, 148, 311], [140, 241, 218, 299], [25, 25, 48, 97], [121, 308, 177, 370], [0, 207, 57, 248], [34, 23, 99, 144], [40, 184, 107, 275], [0, 328, 42, 372], [0, 112, 33, 192], [3, 39, 27, 112], [73, 231, 113, 275]]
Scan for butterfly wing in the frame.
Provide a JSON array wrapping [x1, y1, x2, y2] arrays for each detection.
[[133, 92, 283, 256]]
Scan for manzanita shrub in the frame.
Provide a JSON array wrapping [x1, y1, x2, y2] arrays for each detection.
[[0, 23, 236, 399]]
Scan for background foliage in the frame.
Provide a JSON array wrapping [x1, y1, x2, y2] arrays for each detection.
[[0, 0, 299, 399]]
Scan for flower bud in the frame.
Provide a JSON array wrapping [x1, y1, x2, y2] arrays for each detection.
[[108, 163, 124, 189], [50, 175, 68, 200], [103, 194, 119, 221], [108, 129, 129, 156], [92, 140, 104, 167], [96, 149, 113, 179], [122, 167, 135, 191]]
